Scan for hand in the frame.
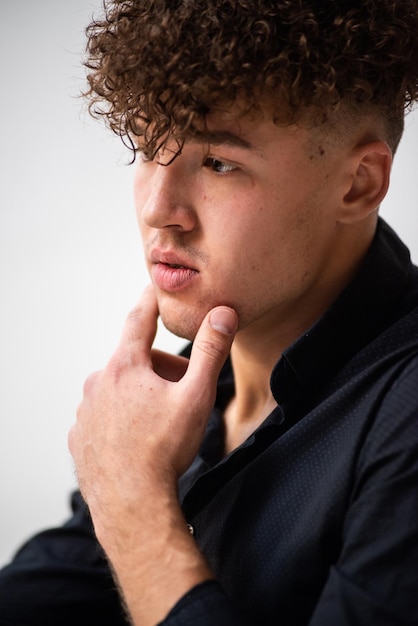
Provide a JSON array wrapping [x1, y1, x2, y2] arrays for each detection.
[[69, 284, 237, 512], [68, 285, 237, 624]]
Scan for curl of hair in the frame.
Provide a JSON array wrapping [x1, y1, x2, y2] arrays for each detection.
[[83, 0, 418, 157]]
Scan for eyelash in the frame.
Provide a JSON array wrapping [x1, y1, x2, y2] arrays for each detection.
[[203, 157, 237, 174]]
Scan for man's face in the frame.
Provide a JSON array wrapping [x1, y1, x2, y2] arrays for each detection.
[[135, 106, 351, 342]]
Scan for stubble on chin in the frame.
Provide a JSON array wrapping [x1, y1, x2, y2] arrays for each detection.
[[158, 307, 203, 343]]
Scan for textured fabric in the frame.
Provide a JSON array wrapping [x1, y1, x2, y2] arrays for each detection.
[[1, 218, 418, 625], [157, 581, 253, 626], [0, 492, 128, 626]]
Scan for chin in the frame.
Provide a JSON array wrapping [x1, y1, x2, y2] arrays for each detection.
[[156, 290, 236, 342], [159, 308, 203, 342]]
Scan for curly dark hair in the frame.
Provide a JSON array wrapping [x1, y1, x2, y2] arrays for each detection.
[[84, 0, 418, 158]]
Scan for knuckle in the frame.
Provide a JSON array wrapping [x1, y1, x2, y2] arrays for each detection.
[[106, 350, 132, 382], [67, 424, 77, 455], [126, 304, 143, 324], [194, 336, 226, 360], [82, 371, 100, 396]]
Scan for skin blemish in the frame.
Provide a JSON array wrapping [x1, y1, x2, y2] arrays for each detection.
[[318, 146, 325, 156]]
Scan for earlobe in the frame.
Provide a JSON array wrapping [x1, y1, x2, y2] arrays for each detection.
[[339, 141, 392, 224]]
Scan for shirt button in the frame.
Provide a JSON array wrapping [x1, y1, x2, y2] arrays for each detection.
[[187, 523, 195, 536]]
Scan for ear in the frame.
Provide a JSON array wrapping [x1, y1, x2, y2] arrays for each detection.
[[338, 141, 392, 224]]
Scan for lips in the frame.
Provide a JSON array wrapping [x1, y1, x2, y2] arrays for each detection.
[[165, 263, 186, 269], [150, 249, 199, 292]]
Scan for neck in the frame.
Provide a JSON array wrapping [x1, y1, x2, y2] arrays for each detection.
[[222, 331, 284, 456], [223, 218, 377, 455]]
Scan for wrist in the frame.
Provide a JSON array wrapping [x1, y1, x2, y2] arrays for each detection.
[[96, 496, 213, 626]]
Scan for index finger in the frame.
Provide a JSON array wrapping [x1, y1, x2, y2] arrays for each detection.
[[116, 284, 159, 365]]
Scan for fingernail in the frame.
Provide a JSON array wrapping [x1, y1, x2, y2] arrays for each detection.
[[209, 308, 237, 335]]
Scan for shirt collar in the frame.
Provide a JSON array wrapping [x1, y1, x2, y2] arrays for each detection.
[[270, 218, 413, 413]]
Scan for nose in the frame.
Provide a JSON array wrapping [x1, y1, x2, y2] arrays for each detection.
[[137, 160, 196, 232]]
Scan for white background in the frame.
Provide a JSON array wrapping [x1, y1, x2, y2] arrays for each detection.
[[0, 0, 417, 566]]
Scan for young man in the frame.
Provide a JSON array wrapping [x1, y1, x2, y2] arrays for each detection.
[[1, 1, 418, 625]]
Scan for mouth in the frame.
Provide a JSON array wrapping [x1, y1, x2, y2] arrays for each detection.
[[150, 251, 199, 292], [164, 263, 188, 269], [150, 248, 197, 269]]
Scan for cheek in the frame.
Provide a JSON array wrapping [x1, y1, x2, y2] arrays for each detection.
[[230, 203, 323, 301]]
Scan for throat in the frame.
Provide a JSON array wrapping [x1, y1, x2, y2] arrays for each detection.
[[222, 394, 277, 456], [222, 338, 281, 456]]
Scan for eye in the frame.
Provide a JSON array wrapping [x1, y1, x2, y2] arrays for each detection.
[[203, 157, 237, 174]]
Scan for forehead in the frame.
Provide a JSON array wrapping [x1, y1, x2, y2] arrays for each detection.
[[189, 102, 321, 154], [135, 96, 343, 164]]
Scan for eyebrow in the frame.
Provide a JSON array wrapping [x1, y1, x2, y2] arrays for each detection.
[[189, 130, 254, 151]]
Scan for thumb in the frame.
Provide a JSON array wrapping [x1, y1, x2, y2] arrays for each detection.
[[185, 306, 238, 389]]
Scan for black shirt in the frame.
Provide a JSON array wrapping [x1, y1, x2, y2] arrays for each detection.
[[1, 218, 418, 626]]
